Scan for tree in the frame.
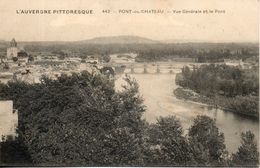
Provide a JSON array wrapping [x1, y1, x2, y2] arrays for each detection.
[[0, 136, 32, 165], [28, 55, 34, 62], [188, 115, 228, 166], [0, 72, 146, 166], [144, 116, 195, 166], [231, 131, 259, 166], [177, 64, 259, 118], [12, 57, 18, 62], [3, 63, 9, 69], [102, 54, 111, 63]]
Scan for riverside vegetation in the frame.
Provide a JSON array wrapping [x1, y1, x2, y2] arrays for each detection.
[[175, 64, 259, 118], [0, 71, 258, 166]]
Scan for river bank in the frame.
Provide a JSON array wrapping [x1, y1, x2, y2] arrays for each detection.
[[116, 73, 259, 153], [174, 87, 259, 119]]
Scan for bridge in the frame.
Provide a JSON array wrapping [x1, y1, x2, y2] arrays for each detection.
[[100, 62, 196, 74]]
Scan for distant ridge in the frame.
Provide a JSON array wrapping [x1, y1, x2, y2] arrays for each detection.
[[77, 35, 160, 44], [0, 36, 258, 44]]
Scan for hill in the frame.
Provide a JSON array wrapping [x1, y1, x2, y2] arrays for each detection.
[[78, 35, 160, 44]]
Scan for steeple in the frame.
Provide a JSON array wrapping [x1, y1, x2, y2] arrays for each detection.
[[10, 38, 17, 47], [6, 38, 18, 59]]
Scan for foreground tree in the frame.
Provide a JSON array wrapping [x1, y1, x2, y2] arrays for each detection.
[[231, 131, 259, 166], [0, 72, 145, 166], [0, 136, 31, 165], [0, 71, 258, 166], [188, 115, 228, 166], [144, 116, 195, 166]]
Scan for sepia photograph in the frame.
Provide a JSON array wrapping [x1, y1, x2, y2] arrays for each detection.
[[0, 0, 259, 167]]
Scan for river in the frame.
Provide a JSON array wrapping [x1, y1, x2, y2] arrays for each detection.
[[115, 71, 259, 153], [0, 63, 258, 153]]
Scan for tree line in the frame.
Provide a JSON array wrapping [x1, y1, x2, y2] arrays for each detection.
[[136, 47, 257, 63], [176, 64, 259, 118], [1, 42, 257, 63], [0, 72, 259, 166]]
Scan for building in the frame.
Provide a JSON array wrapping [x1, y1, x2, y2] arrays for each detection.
[[224, 59, 243, 67], [6, 38, 18, 59], [110, 53, 137, 64], [6, 38, 29, 64], [0, 101, 18, 141], [0, 72, 13, 84], [86, 55, 100, 64]]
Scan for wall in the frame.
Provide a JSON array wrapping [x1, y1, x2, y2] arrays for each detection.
[[0, 101, 18, 140], [7, 47, 18, 59]]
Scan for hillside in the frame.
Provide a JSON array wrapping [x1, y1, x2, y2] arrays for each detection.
[[78, 35, 160, 44]]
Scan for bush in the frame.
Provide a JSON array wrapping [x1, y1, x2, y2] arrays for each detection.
[[0, 72, 145, 166], [231, 131, 259, 166], [188, 115, 228, 166]]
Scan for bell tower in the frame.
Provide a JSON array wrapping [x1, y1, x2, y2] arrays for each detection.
[[7, 38, 18, 59], [10, 38, 17, 47]]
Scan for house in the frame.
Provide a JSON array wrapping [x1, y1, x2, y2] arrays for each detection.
[[0, 72, 13, 84], [0, 101, 18, 141], [86, 55, 100, 64], [110, 53, 137, 64], [6, 38, 29, 64], [224, 59, 243, 67]]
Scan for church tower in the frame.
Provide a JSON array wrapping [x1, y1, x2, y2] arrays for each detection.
[[7, 38, 18, 59]]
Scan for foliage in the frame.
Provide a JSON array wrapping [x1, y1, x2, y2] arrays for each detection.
[[0, 136, 32, 165], [188, 115, 228, 166], [178, 64, 259, 97], [28, 55, 34, 62], [12, 57, 18, 62], [227, 95, 259, 118], [231, 131, 259, 166], [0, 72, 258, 166], [136, 45, 257, 62], [144, 116, 195, 166], [16, 42, 258, 63], [176, 64, 259, 117], [102, 54, 111, 63], [0, 72, 145, 166]]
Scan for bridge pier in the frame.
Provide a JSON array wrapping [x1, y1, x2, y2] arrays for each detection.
[[169, 64, 174, 74], [130, 64, 135, 73], [156, 64, 160, 73], [143, 64, 147, 74]]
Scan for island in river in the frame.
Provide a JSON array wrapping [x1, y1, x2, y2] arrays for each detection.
[[174, 87, 259, 119], [174, 64, 259, 119]]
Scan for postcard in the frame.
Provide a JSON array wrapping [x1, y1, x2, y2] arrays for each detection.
[[0, 0, 259, 167]]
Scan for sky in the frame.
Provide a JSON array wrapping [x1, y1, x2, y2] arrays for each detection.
[[0, 0, 259, 42]]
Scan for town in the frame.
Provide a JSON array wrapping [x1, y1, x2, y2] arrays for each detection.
[[0, 37, 259, 166], [0, 37, 258, 138], [0, 0, 259, 166]]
